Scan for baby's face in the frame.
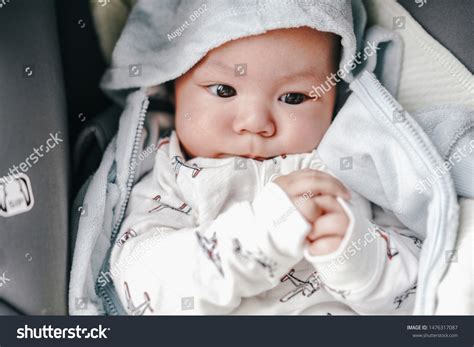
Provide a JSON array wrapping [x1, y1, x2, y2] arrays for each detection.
[[174, 27, 339, 160]]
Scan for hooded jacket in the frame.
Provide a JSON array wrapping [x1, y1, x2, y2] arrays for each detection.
[[69, 0, 466, 315]]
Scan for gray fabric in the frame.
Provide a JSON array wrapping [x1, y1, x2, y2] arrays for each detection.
[[73, 105, 122, 173], [319, 77, 459, 236], [451, 136, 474, 198], [318, 72, 459, 314], [360, 25, 403, 97], [411, 106, 474, 198], [70, 176, 93, 261], [69, 91, 148, 315], [0, 0, 69, 314]]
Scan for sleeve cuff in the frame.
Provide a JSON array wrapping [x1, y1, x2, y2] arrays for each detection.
[[252, 182, 311, 259], [304, 197, 382, 291]]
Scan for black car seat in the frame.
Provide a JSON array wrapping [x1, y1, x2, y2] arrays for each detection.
[[0, 0, 69, 314], [398, 0, 472, 72], [0, 0, 115, 315]]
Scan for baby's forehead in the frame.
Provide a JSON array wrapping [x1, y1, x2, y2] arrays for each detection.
[[197, 57, 330, 85], [194, 28, 338, 80]]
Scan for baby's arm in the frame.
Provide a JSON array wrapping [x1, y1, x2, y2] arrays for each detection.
[[111, 181, 312, 315], [304, 192, 422, 314]]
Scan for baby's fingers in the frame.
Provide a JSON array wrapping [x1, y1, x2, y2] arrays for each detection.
[[290, 197, 322, 224], [307, 212, 348, 241], [292, 174, 350, 199], [307, 235, 342, 256], [313, 195, 345, 214]]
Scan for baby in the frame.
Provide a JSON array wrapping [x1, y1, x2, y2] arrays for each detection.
[[175, 28, 347, 256], [110, 27, 420, 315]]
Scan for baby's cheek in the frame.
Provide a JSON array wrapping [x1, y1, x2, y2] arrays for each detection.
[[174, 115, 191, 142], [175, 115, 227, 158], [287, 120, 329, 151]]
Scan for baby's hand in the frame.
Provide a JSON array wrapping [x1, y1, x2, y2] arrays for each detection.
[[274, 169, 350, 256], [306, 193, 350, 256]]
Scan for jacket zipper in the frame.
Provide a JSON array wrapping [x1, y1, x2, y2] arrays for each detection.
[[352, 72, 455, 314], [95, 94, 150, 315]]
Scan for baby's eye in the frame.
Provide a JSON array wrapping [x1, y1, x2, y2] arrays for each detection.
[[278, 93, 308, 105], [207, 84, 236, 98]]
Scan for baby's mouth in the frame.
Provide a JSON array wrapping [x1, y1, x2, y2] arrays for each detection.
[[248, 156, 266, 161], [219, 153, 269, 161]]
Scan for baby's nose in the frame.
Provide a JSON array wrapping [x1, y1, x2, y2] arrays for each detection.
[[233, 105, 276, 137]]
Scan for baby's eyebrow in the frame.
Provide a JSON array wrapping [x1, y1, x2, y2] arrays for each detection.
[[203, 59, 235, 73], [202, 59, 326, 82], [277, 71, 325, 83]]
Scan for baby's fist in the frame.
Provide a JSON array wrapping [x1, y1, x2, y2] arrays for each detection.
[[306, 195, 349, 256], [273, 169, 350, 225]]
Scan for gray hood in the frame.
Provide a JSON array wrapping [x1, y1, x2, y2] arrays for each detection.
[[101, 0, 367, 102]]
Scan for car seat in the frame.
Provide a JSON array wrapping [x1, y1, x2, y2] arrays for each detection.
[[0, 0, 111, 315], [0, 0, 69, 314]]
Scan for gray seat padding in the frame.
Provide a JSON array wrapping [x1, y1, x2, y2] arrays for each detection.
[[0, 0, 69, 314], [398, 0, 473, 72]]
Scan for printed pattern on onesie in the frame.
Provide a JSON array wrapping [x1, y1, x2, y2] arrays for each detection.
[[278, 268, 350, 303], [370, 220, 399, 260], [232, 238, 279, 278], [393, 282, 417, 309], [123, 281, 154, 316]]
